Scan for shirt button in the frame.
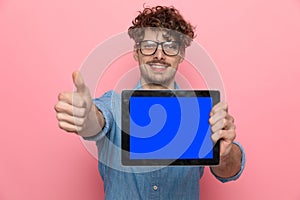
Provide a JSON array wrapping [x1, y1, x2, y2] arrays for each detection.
[[153, 185, 158, 191]]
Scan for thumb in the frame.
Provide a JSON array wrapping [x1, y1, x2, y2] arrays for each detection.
[[72, 71, 87, 93]]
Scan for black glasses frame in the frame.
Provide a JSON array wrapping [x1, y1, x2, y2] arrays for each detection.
[[137, 40, 181, 56]]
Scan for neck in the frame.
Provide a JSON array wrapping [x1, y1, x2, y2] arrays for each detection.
[[140, 79, 175, 90]]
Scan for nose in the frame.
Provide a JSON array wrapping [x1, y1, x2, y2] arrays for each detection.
[[154, 45, 165, 60]]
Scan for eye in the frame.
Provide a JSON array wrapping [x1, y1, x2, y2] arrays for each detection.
[[164, 42, 179, 50], [142, 41, 156, 49]]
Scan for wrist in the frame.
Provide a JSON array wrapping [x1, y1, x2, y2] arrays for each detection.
[[211, 143, 242, 178], [78, 104, 103, 137]]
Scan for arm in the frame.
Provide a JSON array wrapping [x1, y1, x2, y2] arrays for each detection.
[[211, 143, 242, 178], [54, 71, 105, 137], [209, 102, 243, 179]]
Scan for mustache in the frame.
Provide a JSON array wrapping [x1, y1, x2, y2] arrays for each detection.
[[146, 60, 171, 66]]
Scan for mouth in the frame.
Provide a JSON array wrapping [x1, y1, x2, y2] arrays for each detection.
[[147, 61, 170, 72]]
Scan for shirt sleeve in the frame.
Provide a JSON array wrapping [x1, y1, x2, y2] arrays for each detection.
[[82, 91, 114, 141], [199, 167, 205, 179], [210, 141, 246, 183]]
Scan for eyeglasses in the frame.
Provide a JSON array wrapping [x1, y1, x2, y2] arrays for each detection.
[[137, 40, 181, 56]]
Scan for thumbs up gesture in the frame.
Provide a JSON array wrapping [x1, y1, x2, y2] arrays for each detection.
[[54, 71, 103, 136]]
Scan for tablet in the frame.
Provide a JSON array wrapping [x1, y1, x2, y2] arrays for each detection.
[[121, 90, 220, 166]]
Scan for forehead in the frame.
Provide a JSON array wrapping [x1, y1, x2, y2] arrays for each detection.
[[143, 28, 176, 42]]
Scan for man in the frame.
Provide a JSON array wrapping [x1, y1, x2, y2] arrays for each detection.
[[55, 6, 245, 199]]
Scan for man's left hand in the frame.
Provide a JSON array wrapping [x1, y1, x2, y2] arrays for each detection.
[[209, 102, 236, 158]]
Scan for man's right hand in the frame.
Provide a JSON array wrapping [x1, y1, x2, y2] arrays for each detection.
[[54, 71, 103, 137]]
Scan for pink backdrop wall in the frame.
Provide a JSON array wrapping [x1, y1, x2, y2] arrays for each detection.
[[1, 0, 300, 199]]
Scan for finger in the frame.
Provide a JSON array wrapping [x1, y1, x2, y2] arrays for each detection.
[[54, 101, 86, 117], [227, 122, 236, 130], [58, 92, 87, 108], [209, 109, 227, 125], [226, 114, 234, 124], [56, 112, 85, 126], [211, 130, 221, 144], [211, 129, 236, 157], [220, 140, 233, 157], [211, 118, 228, 133], [58, 121, 82, 133], [224, 114, 235, 130], [72, 71, 86, 93], [223, 129, 236, 141], [211, 129, 236, 144], [210, 102, 228, 116], [211, 115, 236, 132]]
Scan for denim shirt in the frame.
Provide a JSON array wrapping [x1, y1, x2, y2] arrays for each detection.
[[84, 82, 246, 200]]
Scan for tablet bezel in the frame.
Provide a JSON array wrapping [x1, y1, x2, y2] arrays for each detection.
[[121, 90, 220, 166]]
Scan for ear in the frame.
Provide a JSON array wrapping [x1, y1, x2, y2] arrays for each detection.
[[179, 56, 184, 63], [179, 48, 185, 63], [133, 47, 139, 61]]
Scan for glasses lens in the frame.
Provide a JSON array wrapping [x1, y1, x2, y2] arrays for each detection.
[[163, 42, 180, 56], [140, 41, 157, 55]]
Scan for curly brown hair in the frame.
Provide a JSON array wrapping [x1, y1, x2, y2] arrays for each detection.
[[128, 6, 196, 47]]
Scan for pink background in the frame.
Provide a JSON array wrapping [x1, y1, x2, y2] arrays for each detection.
[[1, 0, 300, 199]]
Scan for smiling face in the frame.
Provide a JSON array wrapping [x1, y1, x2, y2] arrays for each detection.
[[134, 29, 185, 89]]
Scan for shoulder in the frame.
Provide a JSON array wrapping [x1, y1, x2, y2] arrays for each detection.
[[94, 90, 120, 101]]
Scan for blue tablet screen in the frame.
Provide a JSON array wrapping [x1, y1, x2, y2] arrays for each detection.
[[129, 96, 214, 160]]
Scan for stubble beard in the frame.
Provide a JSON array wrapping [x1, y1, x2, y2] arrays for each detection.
[[140, 64, 177, 88]]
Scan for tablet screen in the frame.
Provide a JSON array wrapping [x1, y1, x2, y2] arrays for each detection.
[[122, 90, 220, 166]]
